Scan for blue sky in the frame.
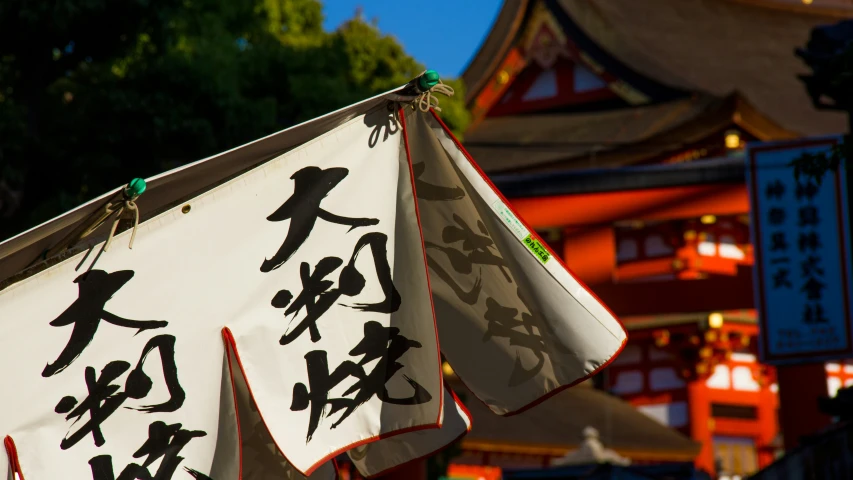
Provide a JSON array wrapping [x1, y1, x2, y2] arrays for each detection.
[[321, 0, 504, 78]]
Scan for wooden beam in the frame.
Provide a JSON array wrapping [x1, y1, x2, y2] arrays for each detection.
[[510, 184, 749, 228], [590, 267, 755, 316], [460, 440, 698, 462]]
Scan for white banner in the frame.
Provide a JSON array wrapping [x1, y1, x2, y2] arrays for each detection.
[[402, 110, 626, 415], [0, 107, 441, 478], [0, 103, 627, 478]]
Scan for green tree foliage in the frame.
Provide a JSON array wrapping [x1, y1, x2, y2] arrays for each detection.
[[0, 0, 470, 240]]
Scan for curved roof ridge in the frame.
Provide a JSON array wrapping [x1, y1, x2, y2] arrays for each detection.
[[558, 0, 849, 136], [461, 0, 531, 104], [726, 0, 853, 19]]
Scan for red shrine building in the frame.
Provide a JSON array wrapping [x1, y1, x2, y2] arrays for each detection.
[[453, 0, 853, 478]]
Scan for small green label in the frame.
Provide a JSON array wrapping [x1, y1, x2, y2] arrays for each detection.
[[523, 234, 551, 264]]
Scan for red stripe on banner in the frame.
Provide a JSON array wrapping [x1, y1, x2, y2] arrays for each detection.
[[221, 330, 245, 480], [427, 110, 629, 416], [4, 436, 25, 480], [399, 107, 446, 428], [449, 383, 474, 431], [222, 328, 441, 476]]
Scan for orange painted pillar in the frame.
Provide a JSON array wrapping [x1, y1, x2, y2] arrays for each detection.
[[687, 380, 715, 476], [756, 387, 779, 468], [776, 362, 831, 450], [562, 227, 616, 285]]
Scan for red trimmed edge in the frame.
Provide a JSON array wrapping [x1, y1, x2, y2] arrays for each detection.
[[426, 109, 629, 417], [399, 106, 446, 427], [222, 327, 441, 477], [360, 381, 474, 479], [4, 436, 25, 480], [221, 330, 245, 480]]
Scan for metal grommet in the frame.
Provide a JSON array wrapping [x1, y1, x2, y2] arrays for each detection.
[[181, 205, 191, 214]]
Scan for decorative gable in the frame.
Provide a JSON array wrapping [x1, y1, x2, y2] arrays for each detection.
[[482, 0, 650, 118]]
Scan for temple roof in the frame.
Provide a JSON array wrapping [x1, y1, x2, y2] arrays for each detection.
[[465, 95, 719, 173], [451, 378, 701, 461], [462, 0, 851, 163], [557, 0, 850, 136], [464, 93, 796, 173], [490, 155, 747, 197]]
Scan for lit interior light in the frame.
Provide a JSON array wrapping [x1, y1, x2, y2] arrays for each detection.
[[700, 215, 717, 225], [724, 130, 741, 149], [497, 70, 510, 85], [708, 312, 724, 329], [442, 361, 455, 376], [802, 0, 813, 4]]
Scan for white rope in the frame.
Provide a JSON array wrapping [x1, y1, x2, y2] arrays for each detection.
[[413, 71, 455, 112], [76, 191, 141, 252], [103, 198, 140, 251]]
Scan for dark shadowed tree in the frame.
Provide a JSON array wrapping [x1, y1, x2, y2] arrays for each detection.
[[0, 0, 469, 241]]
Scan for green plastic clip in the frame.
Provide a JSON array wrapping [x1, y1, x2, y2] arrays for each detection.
[[417, 70, 440, 92], [124, 178, 147, 198]]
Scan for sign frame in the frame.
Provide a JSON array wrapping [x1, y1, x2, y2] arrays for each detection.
[[747, 137, 853, 365]]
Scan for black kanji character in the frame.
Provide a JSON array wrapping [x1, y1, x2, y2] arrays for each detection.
[[424, 251, 484, 305], [345, 321, 432, 406], [424, 213, 512, 282], [768, 207, 786, 226], [801, 255, 824, 278], [796, 181, 819, 202], [765, 180, 786, 200], [773, 268, 792, 289], [88, 421, 210, 480], [771, 257, 790, 265], [770, 232, 788, 252], [55, 335, 185, 449], [274, 232, 401, 345], [801, 277, 826, 301], [412, 162, 465, 201], [803, 303, 829, 324], [799, 232, 821, 253], [290, 321, 431, 442], [261, 167, 380, 273], [798, 206, 820, 227], [482, 288, 571, 387], [43, 270, 168, 378]]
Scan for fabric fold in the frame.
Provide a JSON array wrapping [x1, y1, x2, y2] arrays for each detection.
[[401, 110, 627, 415]]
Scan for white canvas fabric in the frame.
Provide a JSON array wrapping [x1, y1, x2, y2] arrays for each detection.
[[346, 385, 471, 478], [401, 110, 627, 415], [0, 107, 441, 478], [0, 99, 628, 478], [222, 108, 441, 474]]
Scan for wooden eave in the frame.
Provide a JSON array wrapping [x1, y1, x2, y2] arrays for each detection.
[[621, 310, 758, 331], [460, 439, 700, 462], [462, 0, 532, 105], [461, 0, 687, 110], [499, 92, 798, 175]]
